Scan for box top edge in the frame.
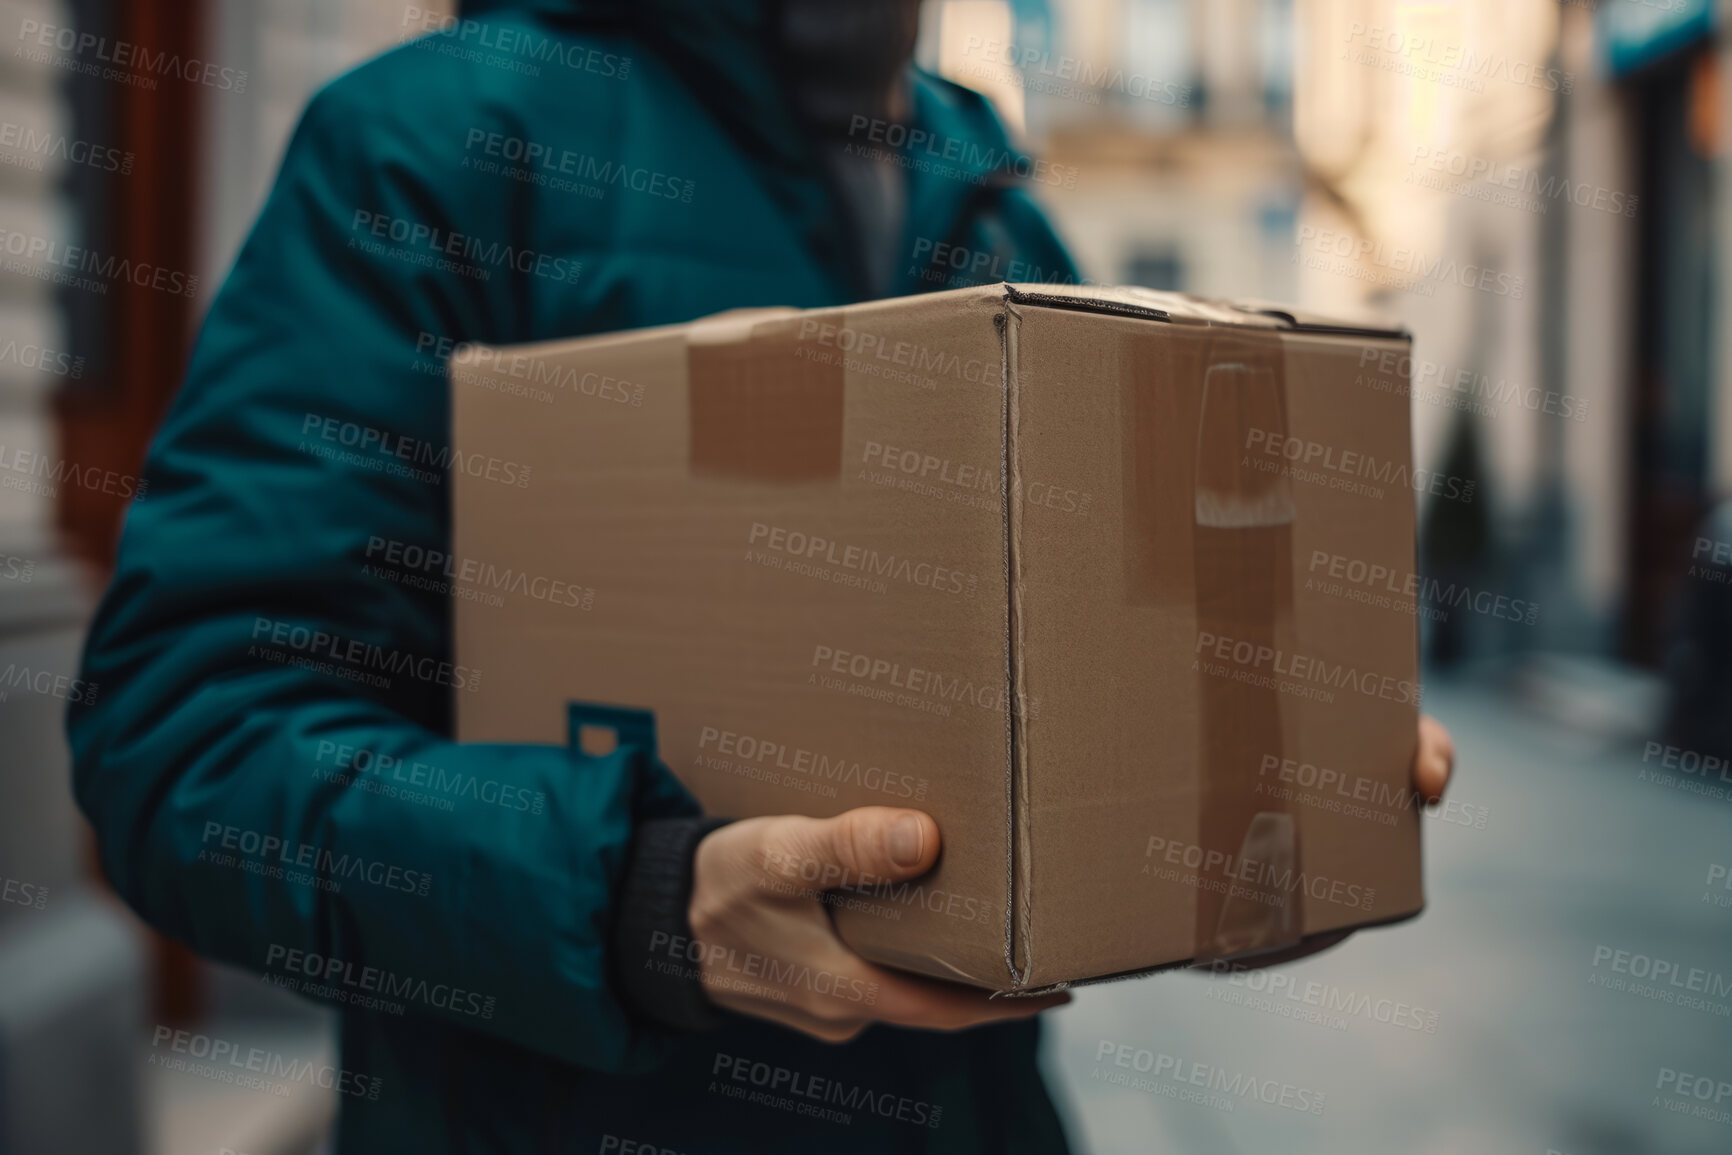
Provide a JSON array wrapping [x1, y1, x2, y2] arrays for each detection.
[[1002, 282, 1409, 340]]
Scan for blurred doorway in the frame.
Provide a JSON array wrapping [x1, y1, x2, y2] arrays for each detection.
[[1623, 46, 1718, 666]]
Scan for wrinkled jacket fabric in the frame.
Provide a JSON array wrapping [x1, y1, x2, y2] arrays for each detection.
[[69, 0, 1079, 1149]]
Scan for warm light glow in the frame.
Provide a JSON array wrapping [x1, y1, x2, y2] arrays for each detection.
[[936, 0, 1027, 138], [1294, 0, 1562, 301]]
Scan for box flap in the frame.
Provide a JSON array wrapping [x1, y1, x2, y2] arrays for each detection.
[[1002, 283, 1407, 340]]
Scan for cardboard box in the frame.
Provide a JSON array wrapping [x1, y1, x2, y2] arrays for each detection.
[[450, 283, 1426, 992]]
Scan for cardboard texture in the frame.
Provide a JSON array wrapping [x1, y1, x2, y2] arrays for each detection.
[[450, 283, 1426, 992]]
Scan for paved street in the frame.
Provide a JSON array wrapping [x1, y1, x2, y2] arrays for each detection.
[[1042, 678, 1732, 1155]]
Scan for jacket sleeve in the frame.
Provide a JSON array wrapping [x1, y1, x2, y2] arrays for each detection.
[[67, 76, 695, 1072]]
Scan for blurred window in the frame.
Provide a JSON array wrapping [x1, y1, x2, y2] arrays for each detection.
[[1124, 246, 1186, 291]]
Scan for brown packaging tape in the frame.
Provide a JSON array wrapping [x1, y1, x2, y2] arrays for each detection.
[[1124, 324, 1305, 964], [688, 313, 843, 482], [1189, 329, 1303, 960]]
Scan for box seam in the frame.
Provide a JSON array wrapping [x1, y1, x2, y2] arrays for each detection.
[[998, 296, 1034, 988]]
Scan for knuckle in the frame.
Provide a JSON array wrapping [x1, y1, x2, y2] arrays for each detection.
[[839, 810, 881, 873], [813, 1020, 866, 1043], [808, 996, 857, 1025], [688, 881, 751, 938], [838, 816, 867, 872], [758, 838, 811, 889], [687, 894, 728, 940], [685, 900, 727, 948]]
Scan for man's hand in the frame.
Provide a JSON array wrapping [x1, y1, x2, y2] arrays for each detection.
[[688, 807, 1068, 1042]]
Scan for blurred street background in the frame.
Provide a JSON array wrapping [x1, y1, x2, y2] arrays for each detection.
[[2, 0, 1730, 1151]]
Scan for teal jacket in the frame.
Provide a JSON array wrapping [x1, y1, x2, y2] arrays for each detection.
[[70, 0, 1080, 1149]]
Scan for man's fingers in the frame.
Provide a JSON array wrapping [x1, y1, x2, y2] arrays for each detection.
[[694, 808, 1078, 1043], [768, 980, 1066, 1045], [726, 932, 1067, 1035], [758, 932, 1067, 1035], [1415, 715, 1454, 804], [763, 1001, 871, 1044], [764, 807, 941, 889], [852, 963, 1070, 1032]]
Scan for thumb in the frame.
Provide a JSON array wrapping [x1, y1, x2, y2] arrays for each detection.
[[774, 807, 941, 889]]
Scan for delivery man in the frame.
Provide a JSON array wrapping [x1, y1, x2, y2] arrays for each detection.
[[68, 0, 1455, 1150]]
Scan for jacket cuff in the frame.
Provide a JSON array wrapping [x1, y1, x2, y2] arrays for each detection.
[[612, 815, 733, 1032]]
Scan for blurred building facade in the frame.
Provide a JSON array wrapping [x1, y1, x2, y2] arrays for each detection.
[[925, 0, 1730, 694]]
